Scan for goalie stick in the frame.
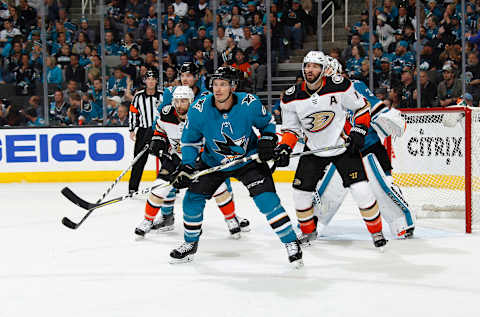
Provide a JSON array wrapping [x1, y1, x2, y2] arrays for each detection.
[[61, 144, 149, 210], [61, 143, 347, 230]]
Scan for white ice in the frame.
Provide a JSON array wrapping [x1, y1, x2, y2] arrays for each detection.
[[1, 181, 480, 317]]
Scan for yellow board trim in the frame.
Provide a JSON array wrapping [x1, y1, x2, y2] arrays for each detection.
[[0, 170, 296, 183], [393, 173, 480, 192]]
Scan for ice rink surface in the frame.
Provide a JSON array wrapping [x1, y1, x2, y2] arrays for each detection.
[[1, 181, 480, 317]]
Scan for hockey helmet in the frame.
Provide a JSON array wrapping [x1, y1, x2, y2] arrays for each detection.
[[326, 56, 343, 76], [302, 51, 328, 85], [143, 68, 159, 82], [210, 66, 239, 88], [179, 62, 200, 75], [173, 85, 195, 102]]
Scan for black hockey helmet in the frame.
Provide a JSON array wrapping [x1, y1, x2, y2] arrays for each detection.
[[179, 62, 199, 75], [209, 66, 239, 88], [143, 68, 159, 82]]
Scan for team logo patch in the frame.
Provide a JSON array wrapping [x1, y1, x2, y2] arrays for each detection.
[[332, 74, 344, 84], [293, 178, 302, 186], [305, 111, 335, 132], [192, 98, 205, 112], [213, 132, 248, 162], [242, 94, 256, 105], [285, 86, 295, 95], [162, 105, 172, 115]]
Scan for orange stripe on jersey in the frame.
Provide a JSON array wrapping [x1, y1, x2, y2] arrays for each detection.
[[130, 104, 139, 114], [353, 106, 371, 128], [280, 131, 298, 149]]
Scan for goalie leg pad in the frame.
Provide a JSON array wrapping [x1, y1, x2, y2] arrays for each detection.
[[213, 182, 236, 220], [313, 163, 348, 229], [365, 154, 415, 235]]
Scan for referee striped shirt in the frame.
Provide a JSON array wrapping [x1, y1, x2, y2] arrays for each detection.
[[129, 89, 163, 131]]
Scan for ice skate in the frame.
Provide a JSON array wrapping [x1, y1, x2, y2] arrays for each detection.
[[298, 230, 318, 247], [134, 219, 153, 238], [236, 216, 251, 232], [152, 213, 174, 232], [225, 217, 241, 239], [169, 241, 199, 264], [285, 240, 303, 269], [372, 232, 388, 252], [405, 227, 415, 239]]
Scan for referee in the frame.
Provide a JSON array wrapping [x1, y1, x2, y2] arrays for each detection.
[[128, 69, 163, 193]]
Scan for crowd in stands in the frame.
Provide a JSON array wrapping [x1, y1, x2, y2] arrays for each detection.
[[0, 0, 315, 127], [337, 0, 480, 108]]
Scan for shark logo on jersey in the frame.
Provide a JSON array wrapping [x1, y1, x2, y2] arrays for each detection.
[[213, 132, 248, 161], [242, 94, 256, 105], [82, 101, 92, 112], [305, 111, 335, 132]]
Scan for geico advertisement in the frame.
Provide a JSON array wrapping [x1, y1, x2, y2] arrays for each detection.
[[0, 127, 156, 172], [391, 118, 465, 176]]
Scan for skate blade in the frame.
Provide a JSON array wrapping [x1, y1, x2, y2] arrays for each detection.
[[153, 225, 175, 233], [134, 234, 146, 241], [376, 245, 386, 253], [299, 240, 313, 248], [230, 232, 241, 240], [169, 255, 194, 264], [291, 259, 304, 269], [240, 226, 251, 232]]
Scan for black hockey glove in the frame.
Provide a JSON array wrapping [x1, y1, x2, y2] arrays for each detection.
[[149, 134, 168, 157], [273, 144, 293, 167], [171, 164, 196, 189], [257, 132, 278, 162], [347, 125, 368, 154]]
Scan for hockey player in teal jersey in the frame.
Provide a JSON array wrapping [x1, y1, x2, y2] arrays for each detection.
[[155, 62, 250, 232], [169, 66, 303, 267]]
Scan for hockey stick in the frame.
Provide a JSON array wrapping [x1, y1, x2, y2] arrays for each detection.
[[61, 144, 150, 210], [61, 153, 261, 230]]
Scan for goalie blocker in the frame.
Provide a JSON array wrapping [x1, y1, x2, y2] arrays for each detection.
[[313, 150, 416, 238]]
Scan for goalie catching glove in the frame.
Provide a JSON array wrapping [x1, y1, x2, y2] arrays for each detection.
[[257, 132, 278, 162], [347, 125, 368, 154], [171, 164, 196, 189], [149, 133, 168, 157], [274, 144, 293, 167]]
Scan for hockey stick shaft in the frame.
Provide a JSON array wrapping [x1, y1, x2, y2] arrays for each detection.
[[96, 144, 149, 203], [62, 153, 260, 229], [290, 143, 348, 158]]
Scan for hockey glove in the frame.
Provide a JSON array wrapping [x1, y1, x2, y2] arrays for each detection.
[[274, 144, 293, 167], [347, 125, 368, 154], [171, 164, 196, 189], [257, 132, 278, 162], [149, 134, 168, 157]]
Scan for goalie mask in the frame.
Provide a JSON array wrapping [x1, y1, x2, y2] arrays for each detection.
[[172, 85, 194, 119], [302, 51, 328, 86], [325, 56, 343, 76]]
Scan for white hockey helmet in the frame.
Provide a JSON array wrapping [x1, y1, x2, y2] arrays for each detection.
[[173, 85, 195, 102], [302, 51, 329, 85]]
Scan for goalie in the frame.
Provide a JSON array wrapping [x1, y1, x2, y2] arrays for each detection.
[[312, 57, 416, 239]]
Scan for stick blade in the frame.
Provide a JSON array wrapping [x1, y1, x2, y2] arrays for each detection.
[[61, 187, 94, 210], [62, 217, 78, 229]]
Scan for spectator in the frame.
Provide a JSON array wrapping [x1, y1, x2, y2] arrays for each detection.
[[67, 92, 83, 125], [72, 31, 88, 55], [108, 67, 128, 97], [25, 107, 44, 126], [392, 3, 411, 30], [17, 0, 37, 31], [118, 53, 137, 82], [238, 26, 253, 51], [216, 26, 228, 53], [388, 86, 402, 109], [374, 87, 388, 101], [143, 52, 158, 69], [232, 49, 252, 89], [346, 44, 365, 78], [377, 0, 398, 23], [462, 93, 476, 107], [398, 70, 415, 108], [245, 1, 258, 26], [376, 13, 395, 51], [121, 32, 136, 54], [251, 13, 264, 35], [163, 5, 178, 26], [167, 23, 187, 54], [46, 55, 63, 87], [81, 78, 103, 124], [194, 49, 213, 74], [140, 26, 156, 55], [128, 45, 144, 68], [353, 59, 379, 89], [55, 44, 72, 69], [49, 90, 70, 126], [197, 0, 209, 18], [0, 19, 21, 45], [126, 0, 146, 19], [202, 38, 215, 60], [390, 40, 415, 75], [9, 6, 26, 35], [190, 26, 209, 53], [101, 31, 122, 56], [281, 0, 308, 50], [122, 13, 141, 40], [65, 54, 86, 86], [5, 104, 26, 126], [342, 33, 361, 61], [438, 64, 462, 107], [173, 0, 188, 18], [163, 65, 179, 87], [75, 17, 95, 43], [108, 103, 129, 126], [63, 80, 83, 103], [413, 70, 438, 108], [106, 95, 122, 124], [15, 53, 35, 96], [269, 12, 288, 64], [245, 34, 266, 90], [467, 52, 480, 103], [140, 6, 159, 33], [226, 15, 245, 44]]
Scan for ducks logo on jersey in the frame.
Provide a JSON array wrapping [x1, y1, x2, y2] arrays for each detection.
[[305, 111, 336, 132]]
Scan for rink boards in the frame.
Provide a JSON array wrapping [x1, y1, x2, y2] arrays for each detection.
[[0, 127, 299, 183]]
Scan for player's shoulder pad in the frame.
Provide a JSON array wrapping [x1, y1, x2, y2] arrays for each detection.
[[321, 76, 351, 94], [281, 83, 309, 104], [160, 104, 180, 124], [190, 94, 211, 113]]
